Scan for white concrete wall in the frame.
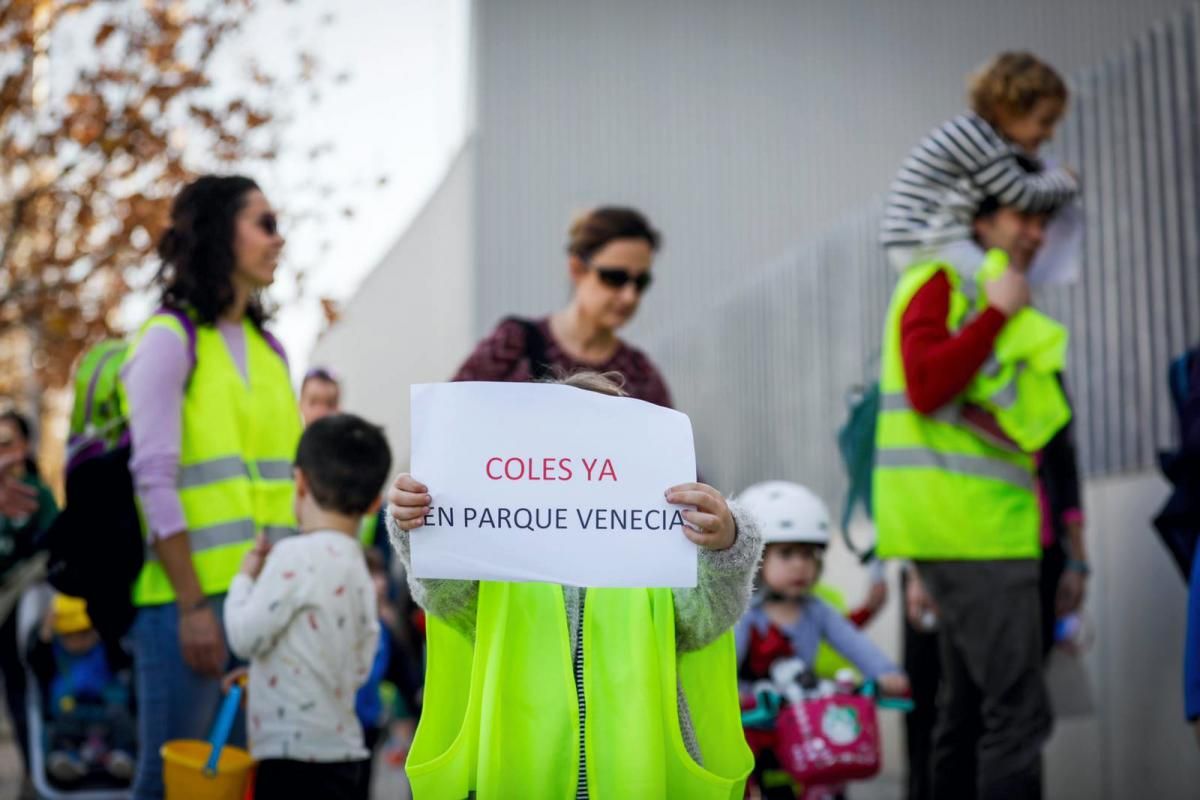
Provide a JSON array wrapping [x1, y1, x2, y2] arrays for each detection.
[[470, 0, 1193, 340], [310, 141, 476, 466], [823, 470, 1200, 799]]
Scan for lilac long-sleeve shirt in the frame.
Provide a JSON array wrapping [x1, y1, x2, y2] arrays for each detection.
[[122, 320, 251, 541]]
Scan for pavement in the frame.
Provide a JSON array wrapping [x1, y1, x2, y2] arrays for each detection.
[[0, 710, 413, 800], [0, 711, 906, 800]]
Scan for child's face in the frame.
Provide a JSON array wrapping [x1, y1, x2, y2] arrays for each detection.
[[299, 378, 340, 427], [761, 542, 823, 599], [58, 628, 100, 655], [998, 97, 1064, 153]]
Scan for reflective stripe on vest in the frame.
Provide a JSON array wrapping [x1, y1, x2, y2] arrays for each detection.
[[408, 582, 753, 798], [876, 392, 1032, 489], [875, 448, 1034, 491], [143, 522, 298, 562], [126, 314, 302, 605], [872, 261, 1041, 561], [179, 456, 249, 489], [178, 457, 293, 489]]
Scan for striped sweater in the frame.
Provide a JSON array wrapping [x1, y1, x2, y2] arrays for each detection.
[[881, 112, 1078, 252]]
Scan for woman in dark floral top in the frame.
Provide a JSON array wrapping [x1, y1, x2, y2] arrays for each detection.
[[452, 206, 673, 408]]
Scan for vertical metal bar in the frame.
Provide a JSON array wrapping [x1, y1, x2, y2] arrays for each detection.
[[1140, 28, 1174, 462], [1078, 66, 1109, 473], [1109, 53, 1141, 470], [1094, 57, 1125, 473], [1057, 76, 1092, 475], [1153, 20, 1189, 458], [1124, 40, 1158, 469], [1180, 7, 1200, 348]]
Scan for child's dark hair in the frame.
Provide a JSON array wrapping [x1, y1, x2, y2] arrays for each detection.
[[295, 413, 392, 516]]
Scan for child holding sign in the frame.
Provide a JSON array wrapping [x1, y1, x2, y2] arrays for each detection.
[[387, 371, 763, 799]]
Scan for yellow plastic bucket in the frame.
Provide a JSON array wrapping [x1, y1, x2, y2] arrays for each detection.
[[161, 739, 254, 800]]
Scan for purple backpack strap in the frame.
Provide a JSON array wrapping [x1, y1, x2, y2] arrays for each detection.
[[153, 306, 199, 370], [260, 328, 289, 369]]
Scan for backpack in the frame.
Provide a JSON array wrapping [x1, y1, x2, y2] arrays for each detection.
[[46, 309, 197, 643], [1154, 345, 1200, 580], [836, 381, 880, 562]]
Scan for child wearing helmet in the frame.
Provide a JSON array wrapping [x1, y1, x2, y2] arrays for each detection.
[[734, 481, 909, 696], [735, 482, 909, 798]]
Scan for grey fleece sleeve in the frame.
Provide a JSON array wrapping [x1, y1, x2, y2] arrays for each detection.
[[386, 513, 480, 638], [672, 500, 764, 653]]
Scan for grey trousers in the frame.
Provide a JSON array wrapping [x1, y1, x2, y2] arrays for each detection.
[[916, 560, 1052, 800]]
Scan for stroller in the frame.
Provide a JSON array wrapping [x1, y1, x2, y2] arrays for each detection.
[[16, 584, 134, 800]]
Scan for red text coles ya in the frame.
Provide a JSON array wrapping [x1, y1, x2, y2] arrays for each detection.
[[484, 457, 619, 482]]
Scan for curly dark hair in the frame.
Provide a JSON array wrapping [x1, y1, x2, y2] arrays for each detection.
[[155, 175, 270, 327]]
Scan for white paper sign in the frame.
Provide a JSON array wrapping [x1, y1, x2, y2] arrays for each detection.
[[408, 382, 699, 587]]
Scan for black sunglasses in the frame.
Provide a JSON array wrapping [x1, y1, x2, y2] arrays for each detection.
[[593, 266, 653, 294], [256, 212, 279, 237]]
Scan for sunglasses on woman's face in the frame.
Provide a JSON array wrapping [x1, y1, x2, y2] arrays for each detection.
[[256, 212, 279, 237], [593, 266, 653, 294]]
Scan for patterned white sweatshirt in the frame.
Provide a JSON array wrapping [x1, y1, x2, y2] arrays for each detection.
[[225, 530, 379, 762]]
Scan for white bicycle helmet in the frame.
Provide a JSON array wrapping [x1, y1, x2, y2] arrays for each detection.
[[736, 480, 832, 546]]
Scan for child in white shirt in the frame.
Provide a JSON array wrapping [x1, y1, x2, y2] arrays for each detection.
[[224, 414, 390, 800]]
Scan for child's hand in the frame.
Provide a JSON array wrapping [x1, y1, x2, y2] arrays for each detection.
[[905, 566, 938, 629], [666, 483, 736, 551], [239, 532, 271, 579], [877, 672, 910, 698], [388, 473, 432, 532], [221, 666, 248, 695], [221, 667, 248, 709], [0, 454, 36, 517]]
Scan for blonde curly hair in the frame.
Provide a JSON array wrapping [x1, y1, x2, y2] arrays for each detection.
[[549, 369, 628, 398], [968, 52, 1067, 125]]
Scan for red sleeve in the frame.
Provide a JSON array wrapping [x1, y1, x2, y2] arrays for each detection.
[[899, 272, 1008, 414], [847, 606, 873, 628], [451, 319, 529, 382]]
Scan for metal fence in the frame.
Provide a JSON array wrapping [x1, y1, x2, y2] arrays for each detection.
[[643, 4, 1200, 500]]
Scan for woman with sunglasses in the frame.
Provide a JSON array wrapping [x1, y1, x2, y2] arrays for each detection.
[[453, 206, 673, 406], [121, 175, 302, 799]]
